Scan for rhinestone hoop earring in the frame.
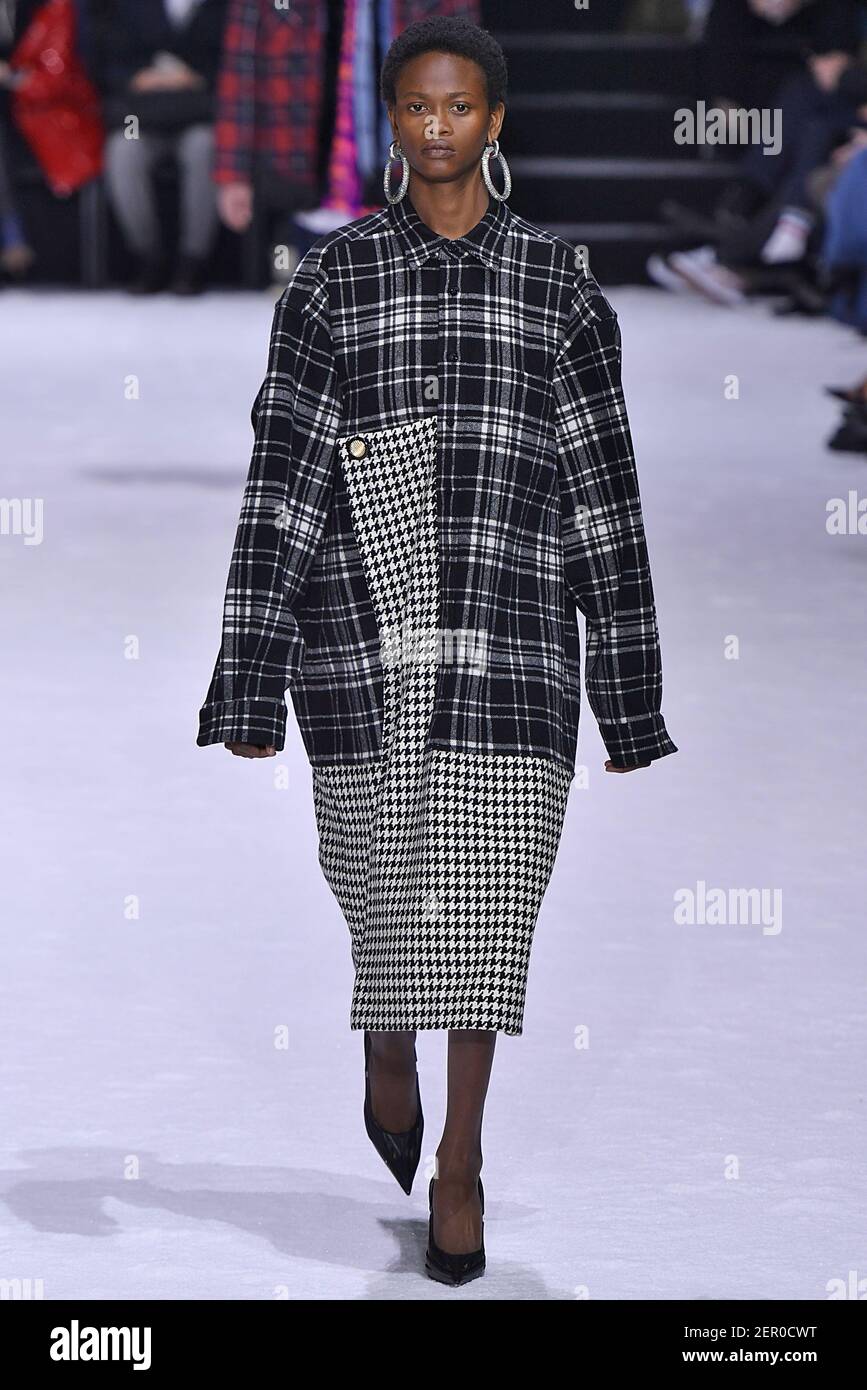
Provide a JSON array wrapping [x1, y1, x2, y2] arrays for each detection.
[[383, 139, 410, 205], [481, 139, 512, 202]]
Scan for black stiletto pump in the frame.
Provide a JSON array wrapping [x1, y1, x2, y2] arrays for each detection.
[[363, 1030, 423, 1195], [425, 1175, 486, 1285]]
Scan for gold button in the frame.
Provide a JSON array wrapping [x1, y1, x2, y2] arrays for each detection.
[[348, 437, 367, 459]]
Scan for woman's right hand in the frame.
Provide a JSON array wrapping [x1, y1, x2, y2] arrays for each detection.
[[130, 66, 162, 91], [224, 742, 277, 758], [217, 181, 254, 233]]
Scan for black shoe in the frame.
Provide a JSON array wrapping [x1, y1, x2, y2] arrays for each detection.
[[127, 252, 170, 294], [363, 1030, 423, 1195], [770, 279, 828, 317], [425, 1175, 486, 1286], [828, 404, 867, 453], [169, 252, 209, 295], [825, 381, 867, 405]]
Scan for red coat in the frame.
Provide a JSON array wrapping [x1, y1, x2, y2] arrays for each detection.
[[10, 0, 104, 196], [213, 0, 481, 197]]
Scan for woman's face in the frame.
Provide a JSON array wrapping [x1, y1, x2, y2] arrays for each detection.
[[389, 50, 504, 187]]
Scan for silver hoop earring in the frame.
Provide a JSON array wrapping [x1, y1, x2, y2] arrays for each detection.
[[481, 139, 512, 202], [383, 140, 410, 204]]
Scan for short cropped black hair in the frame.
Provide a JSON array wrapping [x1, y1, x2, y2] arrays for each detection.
[[380, 16, 508, 112]]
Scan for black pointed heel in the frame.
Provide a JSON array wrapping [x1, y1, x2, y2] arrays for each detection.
[[424, 1175, 486, 1285], [363, 1030, 424, 1195]]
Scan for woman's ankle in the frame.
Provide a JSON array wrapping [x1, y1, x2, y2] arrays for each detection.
[[434, 1147, 482, 1183]]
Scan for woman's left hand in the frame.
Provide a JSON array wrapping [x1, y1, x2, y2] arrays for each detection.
[[604, 759, 651, 773]]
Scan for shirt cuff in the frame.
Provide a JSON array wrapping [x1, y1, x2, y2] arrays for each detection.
[[597, 712, 678, 767], [197, 697, 287, 750]]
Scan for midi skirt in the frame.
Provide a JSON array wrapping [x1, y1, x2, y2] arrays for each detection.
[[311, 417, 573, 1035]]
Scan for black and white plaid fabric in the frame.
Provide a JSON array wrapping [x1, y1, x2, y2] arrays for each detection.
[[197, 190, 677, 771]]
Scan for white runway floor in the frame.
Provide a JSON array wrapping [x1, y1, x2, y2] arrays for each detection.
[[2, 284, 865, 1300]]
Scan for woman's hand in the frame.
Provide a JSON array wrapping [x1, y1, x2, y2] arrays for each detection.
[[160, 65, 205, 90], [224, 742, 277, 758], [130, 66, 164, 91], [832, 128, 867, 165], [809, 52, 851, 93], [130, 63, 204, 92], [748, 0, 804, 22], [604, 759, 651, 773], [218, 181, 254, 233]]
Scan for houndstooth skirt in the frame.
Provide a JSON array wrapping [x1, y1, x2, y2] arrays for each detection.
[[311, 417, 573, 1035]]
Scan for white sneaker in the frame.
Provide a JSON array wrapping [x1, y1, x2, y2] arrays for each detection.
[[761, 210, 812, 265], [667, 245, 746, 306], [647, 253, 690, 293]]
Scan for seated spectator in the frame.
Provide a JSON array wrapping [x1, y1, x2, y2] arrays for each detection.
[[92, 0, 228, 293], [0, 0, 42, 282], [0, 61, 33, 280], [740, 49, 861, 263], [821, 139, 867, 330], [211, 0, 482, 291], [702, 0, 862, 111], [649, 51, 867, 300]]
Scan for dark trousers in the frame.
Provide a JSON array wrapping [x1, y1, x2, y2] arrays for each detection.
[[738, 69, 858, 212]]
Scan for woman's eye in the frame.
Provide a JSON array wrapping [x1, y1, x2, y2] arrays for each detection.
[[406, 102, 470, 114]]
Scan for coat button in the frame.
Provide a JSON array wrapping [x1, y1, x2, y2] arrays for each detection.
[[348, 437, 367, 458]]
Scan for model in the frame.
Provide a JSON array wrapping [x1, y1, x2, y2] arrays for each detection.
[[196, 15, 678, 1287]]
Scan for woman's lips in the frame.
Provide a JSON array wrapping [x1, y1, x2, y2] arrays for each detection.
[[421, 148, 455, 159]]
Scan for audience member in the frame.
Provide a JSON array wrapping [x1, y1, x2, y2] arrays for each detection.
[[93, 0, 228, 294]]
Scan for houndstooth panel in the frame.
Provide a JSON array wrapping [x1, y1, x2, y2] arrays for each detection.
[[312, 418, 572, 1035]]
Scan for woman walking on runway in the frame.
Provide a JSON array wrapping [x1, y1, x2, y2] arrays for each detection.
[[197, 15, 677, 1286]]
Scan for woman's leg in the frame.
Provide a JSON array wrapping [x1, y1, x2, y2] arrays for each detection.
[[366, 1030, 418, 1131], [366, 1026, 496, 1252], [103, 127, 167, 258], [432, 1028, 496, 1254], [174, 122, 219, 260]]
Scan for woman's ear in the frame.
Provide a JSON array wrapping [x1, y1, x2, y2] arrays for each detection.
[[488, 103, 505, 146]]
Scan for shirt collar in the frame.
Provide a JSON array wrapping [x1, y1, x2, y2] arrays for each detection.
[[386, 190, 511, 271]]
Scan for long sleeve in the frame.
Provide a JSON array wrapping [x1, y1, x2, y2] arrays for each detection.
[[552, 277, 677, 768], [212, 0, 258, 185], [197, 251, 343, 749]]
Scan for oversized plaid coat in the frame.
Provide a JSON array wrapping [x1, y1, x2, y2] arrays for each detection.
[[213, 0, 481, 194], [196, 192, 678, 771]]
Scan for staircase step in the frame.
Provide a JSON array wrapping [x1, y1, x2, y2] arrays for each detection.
[[508, 155, 738, 222], [499, 32, 701, 94], [507, 92, 697, 159], [537, 222, 686, 286]]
